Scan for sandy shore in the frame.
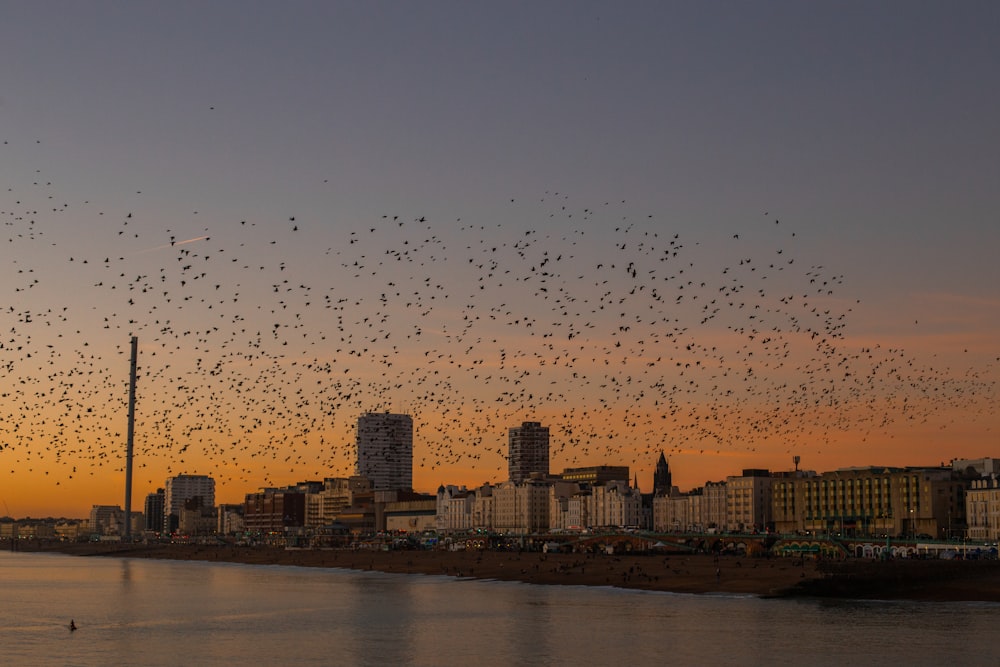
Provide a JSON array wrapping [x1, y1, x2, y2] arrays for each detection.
[[10, 540, 1000, 601], [11, 540, 815, 597]]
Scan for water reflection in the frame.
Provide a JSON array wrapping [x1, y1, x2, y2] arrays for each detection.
[[2, 552, 999, 667], [338, 571, 420, 665], [120, 558, 132, 585]]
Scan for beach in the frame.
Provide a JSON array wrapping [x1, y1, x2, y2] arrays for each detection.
[[11, 540, 1000, 601]]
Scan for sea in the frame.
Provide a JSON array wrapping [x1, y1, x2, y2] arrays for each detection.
[[3, 551, 999, 667]]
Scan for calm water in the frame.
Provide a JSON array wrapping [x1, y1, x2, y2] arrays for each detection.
[[3, 551, 999, 667]]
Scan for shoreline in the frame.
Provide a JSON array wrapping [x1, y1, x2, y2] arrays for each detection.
[[9, 540, 1000, 601]]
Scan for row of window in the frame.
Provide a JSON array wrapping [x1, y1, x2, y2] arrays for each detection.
[[775, 478, 921, 492]]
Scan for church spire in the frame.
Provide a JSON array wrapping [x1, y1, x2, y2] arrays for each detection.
[[653, 452, 672, 494]]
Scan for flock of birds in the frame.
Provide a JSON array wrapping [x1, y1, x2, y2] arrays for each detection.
[[2, 138, 996, 497]]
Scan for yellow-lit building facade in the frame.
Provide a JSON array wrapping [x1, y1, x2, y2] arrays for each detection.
[[772, 467, 967, 538]]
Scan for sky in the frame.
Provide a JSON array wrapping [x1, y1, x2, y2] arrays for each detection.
[[1, 1, 998, 518]]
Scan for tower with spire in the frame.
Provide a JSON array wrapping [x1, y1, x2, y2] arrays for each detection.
[[653, 452, 672, 495]]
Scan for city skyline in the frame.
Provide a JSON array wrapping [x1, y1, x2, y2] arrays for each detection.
[[1, 3, 998, 517], [5, 441, 996, 524]]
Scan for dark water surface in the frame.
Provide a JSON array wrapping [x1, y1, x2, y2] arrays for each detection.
[[3, 551, 998, 666]]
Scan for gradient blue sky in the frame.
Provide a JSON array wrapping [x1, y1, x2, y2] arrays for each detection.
[[1, 2, 998, 517]]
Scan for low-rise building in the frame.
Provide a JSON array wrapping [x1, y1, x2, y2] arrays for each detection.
[[55, 520, 85, 542], [178, 501, 217, 537], [653, 489, 703, 532], [726, 469, 773, 533], [0, 521, 17, 539], [555, 466, 629, 485], [12, 521, 56, 539], [244, 488, 307, 538], [436, 485, 475, 533], [772, 466, 967, 538], [90, 505, 124, 537], [589, 480, 642, 529], [493, 477, 551, 534], [307, 477, 373, 529], [217, 504, 244, 536], [953, 458, 1000, 478], [550, 482, 586, 531], [703, 481, 727, 531], [472, 484, 494, 531], [384, 497, 437, 533], [434, 483, 497, 532], [966, 476, 1000, 542]]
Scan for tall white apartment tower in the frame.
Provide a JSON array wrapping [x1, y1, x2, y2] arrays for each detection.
[[508, 421, 550, 483], [356, 412, 413, 491], [163, 474, 215, 534]]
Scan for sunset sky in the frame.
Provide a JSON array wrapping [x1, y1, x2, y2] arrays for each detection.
[[2, 2, 998, 518]]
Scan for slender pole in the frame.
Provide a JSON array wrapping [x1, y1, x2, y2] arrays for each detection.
[[124, 336, 138, 540]]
